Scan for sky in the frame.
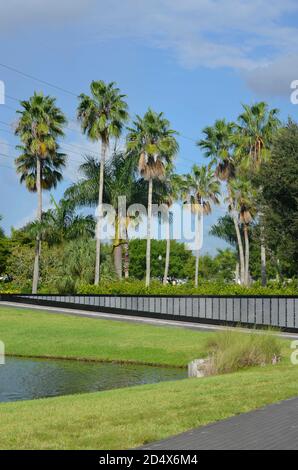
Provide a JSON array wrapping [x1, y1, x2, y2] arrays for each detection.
[[0, 0, 298, 254]]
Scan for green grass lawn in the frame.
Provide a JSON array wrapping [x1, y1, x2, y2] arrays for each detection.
[[0, 305, 211, 367], [0, 305, 297, 450], [1, 361, 298, 449]]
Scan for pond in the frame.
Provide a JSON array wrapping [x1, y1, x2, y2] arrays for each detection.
[[0, 357, 187, 403]]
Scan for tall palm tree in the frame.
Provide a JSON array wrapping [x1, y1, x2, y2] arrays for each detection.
[[182, 165, 220, 287], [41, 197, 95, 246], [237, 102, 280, 286], [154, 173, 182, 285], [77, 81, 129, 284], [229, 178, 256, 286], [15, 92, 66, 293], [198, 119, 246, 284], [65, 153, 146, 278], [127, 109, 179, 287]]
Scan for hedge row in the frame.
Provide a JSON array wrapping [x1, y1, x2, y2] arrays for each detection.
[[77, 280, 298, 296], [1, 280, 297, 296]]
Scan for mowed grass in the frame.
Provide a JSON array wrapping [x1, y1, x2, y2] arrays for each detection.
[[0, 360, 298, 449], [0, 306, 211, 367], [0, 305, 297, 449]]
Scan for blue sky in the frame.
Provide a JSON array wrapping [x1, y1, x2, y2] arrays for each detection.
[[0, 0, 298, 254]]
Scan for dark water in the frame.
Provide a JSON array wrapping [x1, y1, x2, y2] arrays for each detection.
[[0, 357, 187, 403]]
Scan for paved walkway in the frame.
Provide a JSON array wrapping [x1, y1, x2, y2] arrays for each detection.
[[141, 397, 298, 450], [1, 301, 298, 340]]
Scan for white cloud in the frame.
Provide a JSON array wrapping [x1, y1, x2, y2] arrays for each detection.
[[90, 0, 298, 94], [0, 0, 96, 31], [88, 0, 298, 70], [244, 55, 298, 97], [2, 0, 298, 96]]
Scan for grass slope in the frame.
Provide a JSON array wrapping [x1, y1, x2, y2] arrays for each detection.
[[0, 306, 210, 367], [0, 305, 296, 450], [0, 361, 297, 449]]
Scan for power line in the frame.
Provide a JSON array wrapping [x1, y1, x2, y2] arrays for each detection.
[[0, 101, 101, 156], [0, 117, 200, 167], [0, 63, 77, 97], [0, 120, 99, 160], [0, 62, 200, 147]]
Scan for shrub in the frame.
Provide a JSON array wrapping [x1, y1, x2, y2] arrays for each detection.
[[77, 280, 298, 296], [205, 329, 282, 375]]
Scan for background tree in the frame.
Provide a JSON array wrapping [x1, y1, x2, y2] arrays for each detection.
[[15, 92, 66, 293], [181, 164, 220, 286], [258, 120, 298, 279], [198, 119, 246, 284], [237, 102, 280, 285], [65, 152, 147, 278], [0, 215, 12, 276], [77, 81, 129, 284], [0, 215, 4, 238], [127, 109, 178, 286], [230, 178, 257, 285], [128, 239, 194, 280], [153, 172, 182, 285], [23, 197, 95, 247]]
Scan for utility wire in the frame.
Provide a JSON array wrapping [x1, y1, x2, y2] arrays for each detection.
[[0, 62, 200, 146]]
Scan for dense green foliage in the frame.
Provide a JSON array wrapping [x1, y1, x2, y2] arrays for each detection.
[[259, 121, 298, 278], [1, 91, 297, 293], [3, 240, 114, 293], [77, 279, 297, 296]]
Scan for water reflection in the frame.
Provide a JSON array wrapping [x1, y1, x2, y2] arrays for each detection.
[[0, 358, 187, 403]]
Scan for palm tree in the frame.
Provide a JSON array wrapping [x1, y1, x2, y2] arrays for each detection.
[[198, 119, 246, 284], [237, 102, 280, 168], [237, 102, 280, 286], [229, 178, 256, 286], [77, 81, 129, 284], [15, 92, 66, 293], [65, 153, 146, 278], [182, 165, 220, 287], [154, 173, 182, 285], [16, 197, 94, 248], [127, 109, 179, 287], [41, 197, 95, 245]]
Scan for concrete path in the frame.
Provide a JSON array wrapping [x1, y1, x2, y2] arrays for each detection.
[[1, 301, 298, 340], [141, 397, 298, 450]]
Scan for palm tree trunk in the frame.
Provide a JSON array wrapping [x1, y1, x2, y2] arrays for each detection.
[[163, 216, 170, 285], [124, 234, 129, 279], [232, 214, 245, 284], [235, 262, 240, 284], [260, 223, 267, 286], [145, 178, 153, 287], [114, 244, 123, 279], [113, 215, 122, 279], [194, 252, 200, 288], [32, 157, 42, 294], [228, 185, 245, 285], [244, 223, 250, 286], [94, 141, 106, 285], [194, 211, 202, 288]]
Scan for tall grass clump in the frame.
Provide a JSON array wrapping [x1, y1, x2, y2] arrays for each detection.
[[205, 329, 282, 375]]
